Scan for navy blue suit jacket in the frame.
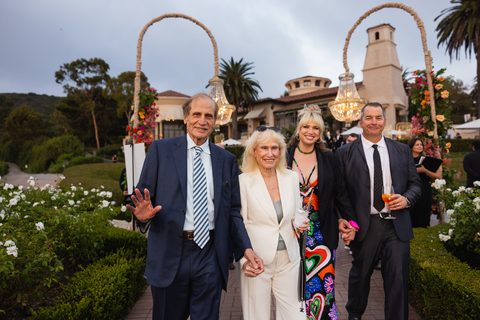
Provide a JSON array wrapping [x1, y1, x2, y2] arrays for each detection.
[[135, 135, 252, 290], [335, 137, 422, 242]]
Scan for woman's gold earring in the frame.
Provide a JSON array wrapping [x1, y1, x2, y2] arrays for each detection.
[[296, 135, 300, 141]]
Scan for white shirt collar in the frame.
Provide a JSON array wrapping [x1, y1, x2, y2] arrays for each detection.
[[186, 134, 211, 154], [361, 134, 386, 150]]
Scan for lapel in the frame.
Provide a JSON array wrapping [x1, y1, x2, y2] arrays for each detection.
[[353, 138, 371, 189], [277, 170, 292, 225], [210, 142, 224, 218], [251, 170, 278, 225], [315, 148, 324, 196], [172, 135, 188, 203], [385, 138, 397, 188]]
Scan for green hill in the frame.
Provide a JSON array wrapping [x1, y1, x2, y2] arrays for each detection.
[[1, 92, 63, 119]]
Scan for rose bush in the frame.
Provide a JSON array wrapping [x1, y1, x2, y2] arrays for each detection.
[[0, 176, 129, 315]]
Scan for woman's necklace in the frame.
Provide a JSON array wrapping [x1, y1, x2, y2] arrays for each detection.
[[297, 145, 314, 154]]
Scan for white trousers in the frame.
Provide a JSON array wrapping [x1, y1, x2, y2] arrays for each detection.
[[238, 250, 305, 320]]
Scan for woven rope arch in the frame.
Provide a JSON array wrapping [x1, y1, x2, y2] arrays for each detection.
[[342, 2, 437, 138], [133, 13, 219, 128]]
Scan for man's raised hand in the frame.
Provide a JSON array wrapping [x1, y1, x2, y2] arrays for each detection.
[[126, 188, 162, 222]]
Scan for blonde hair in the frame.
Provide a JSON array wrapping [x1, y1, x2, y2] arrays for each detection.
[[241, 129, 287, 174], [289, 104, 326, 150]]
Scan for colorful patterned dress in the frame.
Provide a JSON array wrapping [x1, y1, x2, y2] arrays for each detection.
[[301, 178, 337, 320]]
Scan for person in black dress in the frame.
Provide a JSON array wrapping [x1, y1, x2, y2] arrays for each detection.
[[407, 139, 442, 228]]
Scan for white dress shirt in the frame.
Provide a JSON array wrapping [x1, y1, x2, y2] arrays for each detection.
[[184, 134, 215, 231], [360, 135, 392, 215]]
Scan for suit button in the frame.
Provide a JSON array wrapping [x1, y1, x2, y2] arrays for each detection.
[[179, 234, 183, 238], [183, 210, 186, 214]]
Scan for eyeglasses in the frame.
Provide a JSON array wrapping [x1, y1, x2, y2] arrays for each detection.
[[256, 126, 280, 132]]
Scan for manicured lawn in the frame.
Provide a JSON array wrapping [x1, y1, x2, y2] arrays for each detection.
[[447, 151, 468, 189], [61, 163, 125, 205]]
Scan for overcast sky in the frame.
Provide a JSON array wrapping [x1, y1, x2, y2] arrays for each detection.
[[0, 0, 476, 100]]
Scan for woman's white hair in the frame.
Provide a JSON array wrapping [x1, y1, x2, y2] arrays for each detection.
[[241, 129, 287, 174]]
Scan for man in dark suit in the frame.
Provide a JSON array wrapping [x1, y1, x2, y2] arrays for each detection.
[[463, 139, 480, 188], [335, 129, 344, 148], [335, 102, 422, 320], [127, 93, 264, 320]]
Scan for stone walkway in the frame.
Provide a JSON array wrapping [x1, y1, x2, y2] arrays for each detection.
[[1, 163, 61, 188], [126, 241, 422, 320]]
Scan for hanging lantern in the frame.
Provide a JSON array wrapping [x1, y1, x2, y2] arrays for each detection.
[[207, 77, 236, 126], [328, 72, 367, 122]]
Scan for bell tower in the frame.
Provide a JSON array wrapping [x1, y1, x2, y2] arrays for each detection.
[[362, 24, 408, 126]]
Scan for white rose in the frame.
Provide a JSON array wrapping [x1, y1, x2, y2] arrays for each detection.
[[6, 245, 18, 257], [439, 234, 451, 242], [4, 240, 15, 247], [9, 198, 17, 206], [121, 205, 127, 212], [68, 200, 75, 206], [458, 186, 466, 193], [29, 180, 35, 187], [454, 202, 463, 207], [35, 222, 44, 231], [51, 196, 56, 201], [84, 191, 88, 196], [0, 213, 4, 219], [106, 192, 112, 198], [102, 200, 109, 208], [474, 181, 480, 187], [446, 209, 454, 218], [71, 186, 77, 191], [33, 202, 39, 207], [452, 191, 459, 197], [448, 229, 454, 236], [18, 186, 23, 191], [0, 197, 3, 203]]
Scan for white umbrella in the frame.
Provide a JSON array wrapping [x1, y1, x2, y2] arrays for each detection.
[[222, 138, 242, 146], [340, 126, 363, 135]]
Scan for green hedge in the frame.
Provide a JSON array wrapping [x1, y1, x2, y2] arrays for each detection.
[[0, 161, 9, 176], [225, 146, 245, 161], [409, 224, 480, 319], [444, 139, 476, 152], [32, 251, 147, 320]]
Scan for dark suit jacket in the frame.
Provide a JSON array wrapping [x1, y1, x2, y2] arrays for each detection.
[[463, 150, 480, 187], [334, 137, 422, 242], [287, 146, 355, 250], [134, 135, 252, 290]]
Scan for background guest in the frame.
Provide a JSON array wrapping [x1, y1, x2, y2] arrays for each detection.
[[408, 138, 442, 228], [463, 140, 480, 188]]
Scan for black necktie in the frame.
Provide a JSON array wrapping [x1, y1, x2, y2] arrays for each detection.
[[373, 144, 384, 213]]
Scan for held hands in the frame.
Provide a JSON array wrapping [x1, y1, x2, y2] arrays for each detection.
[[126, 188, 162, 221], [386, 194, 407, 211], [338, 219, 356, 246], [242, 249, 264, 277]]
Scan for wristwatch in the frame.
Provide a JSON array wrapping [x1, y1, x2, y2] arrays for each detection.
[[405, 197, 411, 208]]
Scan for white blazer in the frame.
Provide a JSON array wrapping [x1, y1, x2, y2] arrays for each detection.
[[239, 169, 302, 266]]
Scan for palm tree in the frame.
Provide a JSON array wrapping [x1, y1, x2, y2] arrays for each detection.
[[219, 57, 262, 139], [435, 0, 480, 118]]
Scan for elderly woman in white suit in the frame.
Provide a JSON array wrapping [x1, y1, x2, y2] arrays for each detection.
[[238, 126, 308, 320]]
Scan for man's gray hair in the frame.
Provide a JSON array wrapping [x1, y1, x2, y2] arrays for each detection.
[[182, 93, 219, 121], [360, 102, 386, 120]]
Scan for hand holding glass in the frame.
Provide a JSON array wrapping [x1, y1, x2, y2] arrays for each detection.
[[381, 185, 396, 220]]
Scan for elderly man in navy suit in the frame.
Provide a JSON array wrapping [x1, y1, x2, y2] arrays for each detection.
[[335, 102, 422, 320], [127, 93, 264, 320]]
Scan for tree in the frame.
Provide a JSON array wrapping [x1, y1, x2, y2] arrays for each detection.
[[55, 58, 110, 149], [435, 0, 480, 118], [0, 94, 14, 133], [103, 71, 149, 120], [5, 105, 48, 146], [219, 57, 262, 139]]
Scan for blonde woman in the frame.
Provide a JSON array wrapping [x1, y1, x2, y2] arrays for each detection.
[[238, 126, 308, 320], [287, 105, 356, 320]]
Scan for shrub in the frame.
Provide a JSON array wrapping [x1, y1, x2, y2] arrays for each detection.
[[0, 140, 19, 163], [32, 251, 146, 320], [0, 162, 9, 176], [410, 225, 480, 319], [225, 146, 245, 160], [445, 138, 476, 152], [21, 135, 84, 173], [0, 180, 126, 314]]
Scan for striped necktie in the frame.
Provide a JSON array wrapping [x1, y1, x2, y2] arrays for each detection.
[[193, 146, 209, 248]]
